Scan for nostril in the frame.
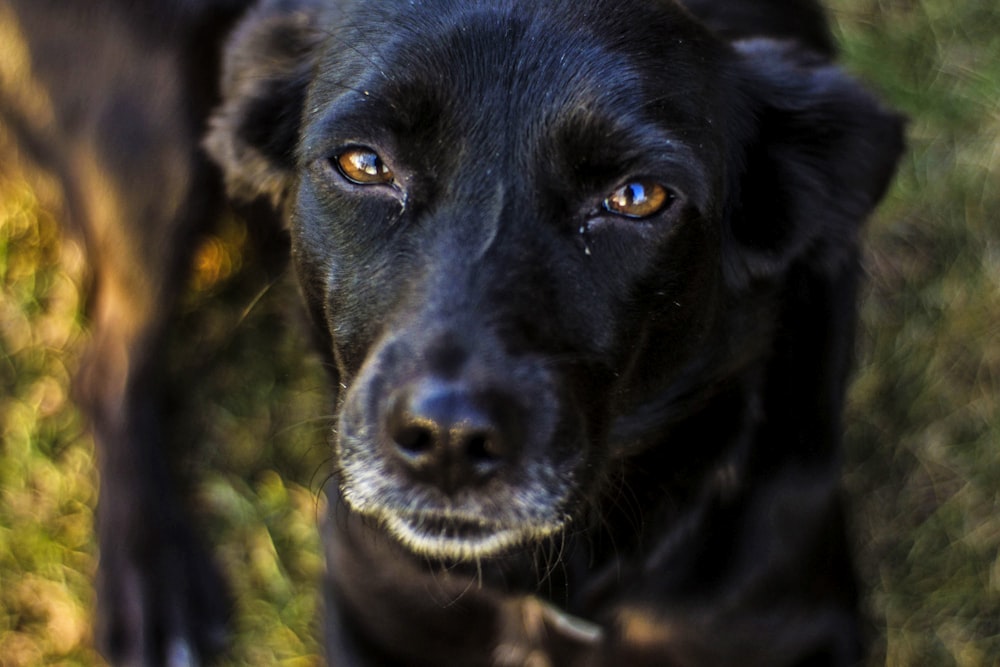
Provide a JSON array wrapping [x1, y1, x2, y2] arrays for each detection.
[[394, 423, 435, 456], [463, 431, 501, 464]]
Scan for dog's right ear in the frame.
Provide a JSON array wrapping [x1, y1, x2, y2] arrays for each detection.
[[205, 0, 327, 205]]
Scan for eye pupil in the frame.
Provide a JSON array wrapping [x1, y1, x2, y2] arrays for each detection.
[[353, 152, 382, 176], [335, 147, 394, 184], [603, 180, 672, 218], [623, 183, 643, 206]]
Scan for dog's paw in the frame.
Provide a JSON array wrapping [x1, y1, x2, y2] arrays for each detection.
[[494, 597, 603, 667], [95, 520, 230, 667]]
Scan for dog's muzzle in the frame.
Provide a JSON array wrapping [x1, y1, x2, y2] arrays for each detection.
[[334, 335, 582, 560]]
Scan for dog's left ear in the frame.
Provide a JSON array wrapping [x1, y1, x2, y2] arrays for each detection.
[[204, 0, 327, 206], [723, 39, 905, 285]]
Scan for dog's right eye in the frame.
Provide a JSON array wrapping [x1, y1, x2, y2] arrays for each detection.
[[333, 147, 394, 185], [603, 180, 674, 219]]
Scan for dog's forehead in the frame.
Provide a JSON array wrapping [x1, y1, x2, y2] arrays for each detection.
[[306, 0, 725, 154]]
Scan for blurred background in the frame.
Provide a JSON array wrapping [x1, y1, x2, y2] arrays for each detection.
[[1, 0, 998, 664]]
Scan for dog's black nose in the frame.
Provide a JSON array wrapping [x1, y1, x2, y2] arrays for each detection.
[[387, 380, 514, 493]]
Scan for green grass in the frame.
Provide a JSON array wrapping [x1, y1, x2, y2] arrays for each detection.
[[2, 1, 1000, 664], [830, 1, 1000, 664]]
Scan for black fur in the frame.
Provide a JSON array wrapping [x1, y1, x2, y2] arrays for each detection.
[[1, 0, 903, 665]]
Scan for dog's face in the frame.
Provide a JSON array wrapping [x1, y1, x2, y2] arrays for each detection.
[[293, 0, 733, 561], [208, 0, 902, 563]]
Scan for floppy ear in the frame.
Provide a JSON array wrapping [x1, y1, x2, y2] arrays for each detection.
[[723, 39, 905, 286], [204, 0, 327, 205]]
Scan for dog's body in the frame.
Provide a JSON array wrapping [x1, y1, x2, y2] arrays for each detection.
[[1, 1, 903, 665]]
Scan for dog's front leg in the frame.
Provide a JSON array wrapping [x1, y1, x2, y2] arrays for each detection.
[[68, 137, 231, 667], [75, 211, 231, 666]]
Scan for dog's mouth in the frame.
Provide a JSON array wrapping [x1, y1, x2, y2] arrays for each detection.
[[336, 431, 577, 561], [378, 508, 566, 561]]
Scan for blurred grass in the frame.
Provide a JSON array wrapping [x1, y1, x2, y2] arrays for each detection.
[[831, 0, 1000, 664], [1, 0, 999, 665]]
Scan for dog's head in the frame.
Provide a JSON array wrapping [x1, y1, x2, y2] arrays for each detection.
[[207, 0, 902, 562]]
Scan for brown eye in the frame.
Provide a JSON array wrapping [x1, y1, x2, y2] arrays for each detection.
[[335, 147, 394, 185], [603, 180, 673, 218]]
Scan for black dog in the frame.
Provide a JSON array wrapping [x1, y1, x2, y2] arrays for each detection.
[[1, 0, 903, 664]]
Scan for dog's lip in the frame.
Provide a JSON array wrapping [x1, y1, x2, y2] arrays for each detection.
[[381, 509, 564, 561]]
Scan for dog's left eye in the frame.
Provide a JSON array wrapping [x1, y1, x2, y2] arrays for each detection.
[[603, 180, 674, 219], [334, 147, 394, 185]]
